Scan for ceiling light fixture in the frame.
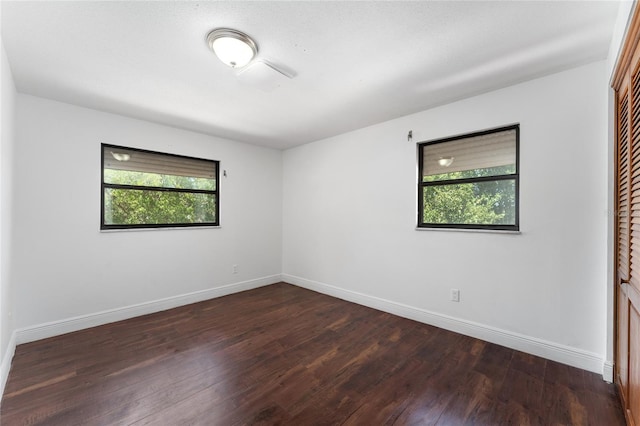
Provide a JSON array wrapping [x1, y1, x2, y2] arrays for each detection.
[[438, 157, 454, 167], [207, 28, 258, 69]]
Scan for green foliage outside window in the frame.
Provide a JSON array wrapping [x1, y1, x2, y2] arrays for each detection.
[[103, 170, 217, 226], [422, 165, 516, 226]]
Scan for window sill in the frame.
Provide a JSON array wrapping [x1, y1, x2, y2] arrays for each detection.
[[415, 227, 520, 235], [100, 226, 221, 233]]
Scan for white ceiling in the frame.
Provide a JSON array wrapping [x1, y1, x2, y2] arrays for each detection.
[[1, 1, 622, 149]]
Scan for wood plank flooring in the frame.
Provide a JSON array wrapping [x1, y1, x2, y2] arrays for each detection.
[[1, 283, 626, 425]]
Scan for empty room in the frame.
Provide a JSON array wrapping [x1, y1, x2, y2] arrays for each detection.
[[0, 0, 638, 424]]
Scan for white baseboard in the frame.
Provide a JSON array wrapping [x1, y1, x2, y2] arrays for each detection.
[[15, 275, 281, 345], [283, 274, 606, 377], [8, 273, 611, 384], [0, 330, 17, 398], [602, 360, 614, 383]]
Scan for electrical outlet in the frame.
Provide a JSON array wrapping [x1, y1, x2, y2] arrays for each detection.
[[450, 289, 460, 302], [232, 264, 238, 274]]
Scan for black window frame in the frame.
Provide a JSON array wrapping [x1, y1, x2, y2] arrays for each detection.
[[417, 124, 520, 231], [101, 143, 220, 230]]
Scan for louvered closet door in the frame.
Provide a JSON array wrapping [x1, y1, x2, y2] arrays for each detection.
[[629, 56, 640, 426], [620, 80, 630, 284], [616, 41, 640, 426], [631, 57, 640, 295], [618, 75, 631, 402]]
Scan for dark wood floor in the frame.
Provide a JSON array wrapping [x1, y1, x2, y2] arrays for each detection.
[[1, 283, 626, 425]]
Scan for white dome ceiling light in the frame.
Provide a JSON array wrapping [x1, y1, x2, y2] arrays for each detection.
[[207, 28, 258, 69]]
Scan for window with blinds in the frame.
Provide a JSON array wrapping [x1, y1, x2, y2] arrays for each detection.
[[417, 124, 519, 231], [101, 144, 219, 229]]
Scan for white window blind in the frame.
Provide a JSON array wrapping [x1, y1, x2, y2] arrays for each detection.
[[103, 147, 216, 180], [422, 129, 516, 177]]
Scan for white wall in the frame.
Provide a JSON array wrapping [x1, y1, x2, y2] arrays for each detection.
[[0, 40, 16, 388], [606, 1, 635, 79], [283, 61, 609, 373], [12, 95, 282, 332]]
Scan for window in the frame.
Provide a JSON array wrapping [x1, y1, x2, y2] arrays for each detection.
[[101, 144, 219, 229], [417, 124, 519, 231]]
